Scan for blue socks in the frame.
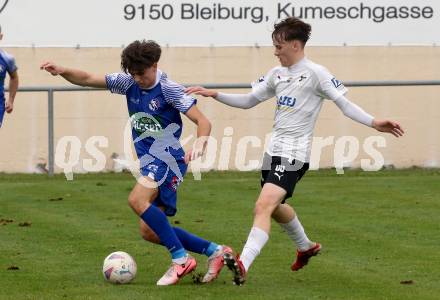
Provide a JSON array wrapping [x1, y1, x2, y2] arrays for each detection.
[[140, 206, 186, 260], [140, 206, 220, 258], [173, 227, 219, 257]]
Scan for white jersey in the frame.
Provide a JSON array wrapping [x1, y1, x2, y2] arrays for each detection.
[[252, 57, 348, 162]]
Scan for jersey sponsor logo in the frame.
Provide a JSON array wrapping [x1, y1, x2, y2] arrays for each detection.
[[331, 77, 343, 88], [277, 95, 296, 108], [130, 113, 163, 136], [148, 99, 160, 111], [0, 0, 8, 14]]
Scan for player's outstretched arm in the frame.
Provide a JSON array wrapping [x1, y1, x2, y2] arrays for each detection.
[[185, 86, 260, 109], [333, 95, 404, 138], [372, 119, 404, 137], [183, 105, 211, 164], [40, 62, 106, 88], [5, 70, 18, 114]]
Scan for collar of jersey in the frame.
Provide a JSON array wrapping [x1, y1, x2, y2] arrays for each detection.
[[141, 70, 163, 91], [287, 57, 307, 72]]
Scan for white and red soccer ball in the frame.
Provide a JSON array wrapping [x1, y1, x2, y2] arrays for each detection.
[[102, 251, 137, 284]]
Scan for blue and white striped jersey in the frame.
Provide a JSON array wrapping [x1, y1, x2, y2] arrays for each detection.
[[0, 49, 17, 101], [105, 70, 196, 161]]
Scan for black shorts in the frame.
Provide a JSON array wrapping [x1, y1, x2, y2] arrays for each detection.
[[261, 154, 309, 201]]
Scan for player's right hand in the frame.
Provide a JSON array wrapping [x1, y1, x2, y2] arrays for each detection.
[[40, 62, 65, 76]]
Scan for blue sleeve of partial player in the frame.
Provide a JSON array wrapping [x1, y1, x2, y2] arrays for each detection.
[[161, 77, 196, 113], [1, 51, 18, 74], [105, 73, 135, 95]]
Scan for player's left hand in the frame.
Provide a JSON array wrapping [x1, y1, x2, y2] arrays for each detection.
[[372, 119, 404, 137], [184, 147, 205, 164], [40, 61, 66, 76], [185, 86, 218, 98], [5, 100, 13, 113]]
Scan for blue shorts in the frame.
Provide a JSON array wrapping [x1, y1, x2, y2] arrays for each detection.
[[0, 101, 5, 128], [140, 156, 187, 216]]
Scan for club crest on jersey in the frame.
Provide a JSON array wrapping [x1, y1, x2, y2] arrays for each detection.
[[331, 77, 343, 88], [149, 99, 160, 111]]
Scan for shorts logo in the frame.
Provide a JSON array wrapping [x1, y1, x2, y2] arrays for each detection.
[[149, 99, 160, 111], [147, 164, 158, 173], [274, 173, 283, 180], [168, 175, 182, 192]]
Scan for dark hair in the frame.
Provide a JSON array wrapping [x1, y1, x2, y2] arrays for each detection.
[[272, 17, 311, 45], [121, 40, 161, 74]]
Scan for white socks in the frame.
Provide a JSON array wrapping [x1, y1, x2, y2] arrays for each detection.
[[240, 227, 269, 272], [279, 216, 313, 251], [172, 255, 188, 265]]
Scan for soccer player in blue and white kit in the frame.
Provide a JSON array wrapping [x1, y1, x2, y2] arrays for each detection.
[[41, 40, 233, 285], [186, 17, 404, 285], [0, 25, 19, 128]]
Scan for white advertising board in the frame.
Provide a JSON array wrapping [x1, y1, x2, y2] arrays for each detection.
[[1, 0, 439, 46]]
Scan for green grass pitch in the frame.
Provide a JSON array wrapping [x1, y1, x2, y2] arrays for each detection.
[[1, 169, 439, 299]]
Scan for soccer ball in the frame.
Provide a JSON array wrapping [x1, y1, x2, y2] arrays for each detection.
[[102, 251, 137, 284]]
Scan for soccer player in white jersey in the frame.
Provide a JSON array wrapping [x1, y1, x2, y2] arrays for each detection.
[[185, 17, 404, 285], [41, 40, 234, 285]]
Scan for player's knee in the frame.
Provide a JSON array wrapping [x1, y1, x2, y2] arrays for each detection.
[[254, 197, 278, 216], [127, 192, 149, 213], [127, 192, 139, 209]]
